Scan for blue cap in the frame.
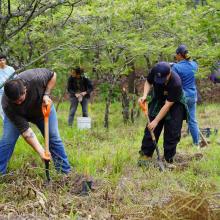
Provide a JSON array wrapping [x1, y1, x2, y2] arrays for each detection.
[[152, 62, 171, 84], [176, 44, 188, 55]]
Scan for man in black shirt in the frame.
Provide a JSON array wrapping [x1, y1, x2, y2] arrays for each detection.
[[0, 68, 71, 175], [67, 67, 93, 126], [138, 62, 186, 167]]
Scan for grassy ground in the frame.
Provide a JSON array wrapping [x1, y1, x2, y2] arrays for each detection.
[[0, 101, 220, 219]]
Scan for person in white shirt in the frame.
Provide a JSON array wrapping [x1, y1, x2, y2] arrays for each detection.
[[0, 54, 15, 120]]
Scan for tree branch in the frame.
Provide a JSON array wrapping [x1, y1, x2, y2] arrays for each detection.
[[7, 0, 11, 16], [7, 1, 39, 39], [16, 43, 69, 72], [5, 1, 82, 40], [61, 4, 74, 27]]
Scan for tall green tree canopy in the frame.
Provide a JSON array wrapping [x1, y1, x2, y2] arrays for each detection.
[[0, 0, 219, 88]]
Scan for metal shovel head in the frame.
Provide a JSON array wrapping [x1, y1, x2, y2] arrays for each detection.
[[80, 180, 93, 196], [157, 160, 165, 172], [45, 160, 51, 183]]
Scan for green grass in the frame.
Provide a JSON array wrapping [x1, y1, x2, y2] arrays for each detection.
[[0, 101, 220, 219]]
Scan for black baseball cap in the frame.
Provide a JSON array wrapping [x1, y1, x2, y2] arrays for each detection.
[[152, 62, 171, 84]]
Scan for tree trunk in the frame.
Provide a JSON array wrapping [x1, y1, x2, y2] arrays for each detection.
[[127, 56, 136, 94], [104, 87, 112, 128], [130, 94, 135, 124], [121, 88, 130, 124]]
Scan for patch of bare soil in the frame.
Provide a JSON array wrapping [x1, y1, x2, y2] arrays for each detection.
[[0, 159, 220, 220], [174, 152, 203, 170]]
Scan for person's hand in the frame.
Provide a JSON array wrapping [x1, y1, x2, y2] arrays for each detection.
[[78, 95, 83, 102], [148, 119, 159, 131], [40, 150, 51, 161], [138, 96, 147, 104], [75, 93, 81, 98], [43, 95, 52, 106], [81, 91, 87, 96]]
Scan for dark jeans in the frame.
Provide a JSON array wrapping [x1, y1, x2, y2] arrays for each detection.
[[140, 103, 185, 162], [68, 96, 89, 126], [0, 105, 71, 174]]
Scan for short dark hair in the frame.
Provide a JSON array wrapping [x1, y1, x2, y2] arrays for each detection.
[[0, 54, 6, 60], [4, 79, 26, 101], [176, 44, 190, 60], [74, 66, 84, 75]]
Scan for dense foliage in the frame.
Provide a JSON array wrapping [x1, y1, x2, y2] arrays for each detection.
[[0, 0, 219, 94]]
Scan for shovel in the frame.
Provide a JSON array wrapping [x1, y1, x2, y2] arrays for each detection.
[[199, 130, 209, 147], [139, 101, 165, 172], [42, 101, 52, 182]]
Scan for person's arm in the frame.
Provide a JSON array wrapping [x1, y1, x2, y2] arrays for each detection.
[[43, 72, 56, 106], [3, 107, 49, 160], [44, 72, 56, 95], [148, 82, 182, 131], [138, 80, 153, 117], [22, 128, 50, 160], [139, 69, 154, 103], [138, 80, 152, 103], [67, 77, 76, 95], [148, 101, 174, 130], [81, 78, 93, 97]]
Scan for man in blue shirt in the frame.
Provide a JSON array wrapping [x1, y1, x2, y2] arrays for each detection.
[[0, 54, 15, 120], [172, 45, 200, 146]]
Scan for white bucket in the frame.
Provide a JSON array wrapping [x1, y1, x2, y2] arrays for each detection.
[[77, 117, 91, 129]]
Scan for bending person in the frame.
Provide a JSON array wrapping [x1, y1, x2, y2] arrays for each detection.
[[138, 62, 186, 168], [0, 68, 71, 175]]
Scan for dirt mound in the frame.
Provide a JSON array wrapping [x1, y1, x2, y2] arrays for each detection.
[[174, 152, 203, 170], [152, 191, 220, 220], [0, 169, 95, 219], [175, 152, 203, 163]]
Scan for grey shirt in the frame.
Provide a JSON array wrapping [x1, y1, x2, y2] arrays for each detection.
[[2, 68, 54, 133]]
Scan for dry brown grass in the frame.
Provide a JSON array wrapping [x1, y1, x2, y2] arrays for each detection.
[[152, 191, 220, 220], [1, 165, 220, 219]]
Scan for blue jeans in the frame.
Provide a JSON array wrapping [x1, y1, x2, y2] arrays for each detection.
[[186, 96, 200, 145], [0, 94, 5, 120], [0, 105, 71, 175], [68, 96, 89, 126]]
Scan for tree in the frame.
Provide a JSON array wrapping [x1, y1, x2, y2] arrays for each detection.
[[0, 0, 83, 68]]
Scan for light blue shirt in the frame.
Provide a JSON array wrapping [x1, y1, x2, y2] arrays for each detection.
[[172, 60, 198, 98], [0, 65, 15, 95]]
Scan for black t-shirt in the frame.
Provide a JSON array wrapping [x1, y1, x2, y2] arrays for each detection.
[[147, 70, 183, 102], [2, 68, 54, 133], [67, 76, 93, 98]]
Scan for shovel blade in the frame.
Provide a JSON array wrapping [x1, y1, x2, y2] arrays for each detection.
[[45, 160, 51, 182], [157, 160, 165, 172]]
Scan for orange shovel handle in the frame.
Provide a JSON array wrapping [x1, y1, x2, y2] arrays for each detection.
[[42, 101, 51, 119], [42, 101, 52, 182], [139, 101, 147, 117], [42, 101, 51, 156]]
